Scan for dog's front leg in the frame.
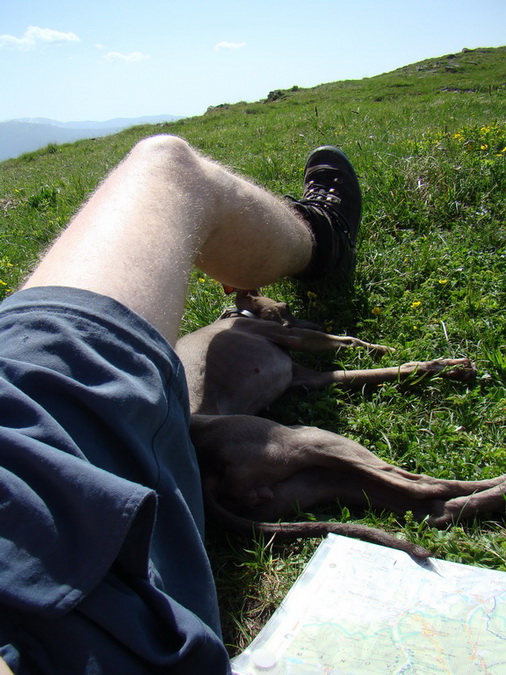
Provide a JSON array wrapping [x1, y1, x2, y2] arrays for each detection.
[[291, 357, 477, 389], [271, 326, 394, 355]]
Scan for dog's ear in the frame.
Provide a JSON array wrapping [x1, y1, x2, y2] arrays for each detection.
[[234, 289, 262, 312], [235, 289, 260, 298]]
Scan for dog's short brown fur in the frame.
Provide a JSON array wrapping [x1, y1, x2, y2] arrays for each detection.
[[176, 291, 505, 557]]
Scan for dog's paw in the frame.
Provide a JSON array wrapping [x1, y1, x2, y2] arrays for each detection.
[[369, 342, 396, 355], [429, 358, 477, 381], [401, 358, 477, 381]]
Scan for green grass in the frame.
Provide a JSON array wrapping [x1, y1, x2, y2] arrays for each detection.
[[1, 46, 505, 655]]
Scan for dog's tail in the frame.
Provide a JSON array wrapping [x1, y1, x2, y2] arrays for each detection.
[[203, 488, 431, 559]]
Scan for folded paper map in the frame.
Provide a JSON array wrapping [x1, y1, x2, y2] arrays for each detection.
[[231, 533, 506, 674]]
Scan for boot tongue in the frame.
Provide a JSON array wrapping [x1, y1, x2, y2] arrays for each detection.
[[304, 163, 340, 184]]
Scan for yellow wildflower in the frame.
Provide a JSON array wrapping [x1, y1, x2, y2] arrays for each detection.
[[411, 301, 421, 309], [372, 306, 381, 316], [438, 279, 449, 285]]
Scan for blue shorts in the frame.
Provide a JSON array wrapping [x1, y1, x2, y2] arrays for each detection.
[[0, 287, 230, 674]]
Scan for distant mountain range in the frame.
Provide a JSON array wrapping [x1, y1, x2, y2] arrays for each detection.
[[0, 115, 183, 162]]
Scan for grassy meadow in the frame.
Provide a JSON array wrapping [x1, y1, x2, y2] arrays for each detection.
[[1, 46, 505, 653]]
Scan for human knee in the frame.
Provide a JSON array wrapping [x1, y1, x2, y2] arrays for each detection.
[[132, 134, 198, 170]]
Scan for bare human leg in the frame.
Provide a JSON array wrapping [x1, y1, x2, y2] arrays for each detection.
[[23, 135, 313, 344]]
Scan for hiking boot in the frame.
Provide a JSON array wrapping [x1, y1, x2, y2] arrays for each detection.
[[287, 146, 362, 282]]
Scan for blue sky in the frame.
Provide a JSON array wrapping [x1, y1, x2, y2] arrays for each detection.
[[1, 0, 505, 122]]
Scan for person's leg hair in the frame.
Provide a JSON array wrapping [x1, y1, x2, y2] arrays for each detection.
[[23, 135, 313, 344]]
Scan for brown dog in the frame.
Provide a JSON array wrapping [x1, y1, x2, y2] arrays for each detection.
[[176, 291, 505, 557]]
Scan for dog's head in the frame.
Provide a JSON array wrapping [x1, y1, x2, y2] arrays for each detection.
[[234, 290, 320, 329]]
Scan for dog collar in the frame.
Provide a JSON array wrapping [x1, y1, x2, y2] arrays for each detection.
[[219, 307, 257, 320]]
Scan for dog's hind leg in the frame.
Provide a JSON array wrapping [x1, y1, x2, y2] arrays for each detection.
[[426, 481, 506, 527], [240, 433, 506, 526], [192, 415, 505, 533]]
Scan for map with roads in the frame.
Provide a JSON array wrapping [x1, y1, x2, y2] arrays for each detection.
[[232, 534, 506, 674]]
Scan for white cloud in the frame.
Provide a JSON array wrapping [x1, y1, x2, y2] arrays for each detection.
[[103, 51, 150, 63], [214, 41, 246, 51], [0, 25, 80, 50]]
